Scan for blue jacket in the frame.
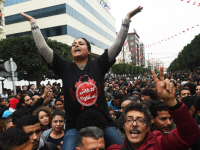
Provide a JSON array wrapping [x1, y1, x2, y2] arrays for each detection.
[[108, 100, 120, 111], [40, 128, 53, 142]]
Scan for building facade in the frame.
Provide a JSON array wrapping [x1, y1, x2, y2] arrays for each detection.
[[149, 58, 164, 71], [116, 40, 131, 64], [0, 0, 5, 39], [140, 42, 145, 67], [127, 29, 140, 65], [4, 0, 116, 57]]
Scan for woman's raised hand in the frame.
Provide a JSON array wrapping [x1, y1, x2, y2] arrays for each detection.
[[20, 12, 35, 22], [126, 6, 143, 20]]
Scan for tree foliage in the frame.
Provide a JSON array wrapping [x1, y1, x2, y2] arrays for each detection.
[[0, 35, 72, 86], [167, 33, 200, 72], [111, 63, 151, 75]]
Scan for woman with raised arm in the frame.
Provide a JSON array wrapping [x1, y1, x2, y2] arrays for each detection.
[[20, 6, 143, 150]]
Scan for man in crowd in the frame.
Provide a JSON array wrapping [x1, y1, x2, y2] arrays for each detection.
[[149, 101, 175, 132], [2, 98, 19, 118], [107, 68, 200, 150], [176, 81, 181, 91], [1, 88, 8, 99], [0, 98, 9, 118], [178, 87, 191, 101], [54, 98, 64, 111], [32, 95, 40, 106], [182, 96, 196, 117], [194, 96, 200, 125], [140, 88, 157, 101], [0, 127, 33, 150], [108, 92, 123, 112], [76, 127, 105, 150], [16, 115, 59, 150], [16, 85, 50, 114], [26, 84, 38, 97]]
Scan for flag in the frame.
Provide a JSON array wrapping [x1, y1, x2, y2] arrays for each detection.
[[187, 0, 190, 3], [124, 41, 127, 46], [100, 0, 103, 4], [139, 55, 142, 59], [198, 3, 200, 7], [193, 1, 196, 5], [104, 3, 108, 7]]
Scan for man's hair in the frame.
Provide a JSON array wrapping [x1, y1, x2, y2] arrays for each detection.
[[77, 126, 104, 147], [50, 110, 65, 123], [122, 102, 151, 125], [179, 87, 190, 95], [184, 83, 196, 95], [186, 78, 191, 81], [119, 98, 136, 109], [107, 106, 114, 111], [140, 88, 157, 100], [57, 92, 64, 98], [76, 109, 107, 131], [16, 115, 40, 130], [12, 109, 31, 125], [0, 118, 12, 132], [54, 98, 64, 105], [16, 95, 26, 109], [182, 96, 195, 110], [149, 101, 167, 118], [0, 127, 30, 150], [114, 92, 123, 100], [135, 83, 140, 86]]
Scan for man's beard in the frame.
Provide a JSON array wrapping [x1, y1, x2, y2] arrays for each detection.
[[25, 104, 32, 108]]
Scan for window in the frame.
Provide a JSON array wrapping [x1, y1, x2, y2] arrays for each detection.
[[130, 42, 134, 45], [75, 0, 115, 33], [127, 37, 128, 40], [4, 0, 29, 7], [7, 25, 68, 38], [130, 36, 134, 40], [132, 59, 135, 62], [131, 53, 134, 56]]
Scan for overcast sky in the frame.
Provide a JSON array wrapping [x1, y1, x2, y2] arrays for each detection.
[[109, 0, 200, 68]]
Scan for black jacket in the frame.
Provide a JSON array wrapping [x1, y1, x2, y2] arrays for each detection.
[[0, 105, 8, 119], [18, 97, 45, 114], [40, 142, 59, 150]]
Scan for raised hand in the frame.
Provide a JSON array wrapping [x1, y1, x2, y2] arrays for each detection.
[[20, 12, 35, 22], [126, 6, 143, 20], [151, 67, 177, 107], [41, 85, 51, 99]]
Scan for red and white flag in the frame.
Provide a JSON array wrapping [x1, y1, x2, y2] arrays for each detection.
[[124, 41, 127, 46]]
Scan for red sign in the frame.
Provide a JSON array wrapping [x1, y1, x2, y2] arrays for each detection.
[[76, 82, 98, 106]]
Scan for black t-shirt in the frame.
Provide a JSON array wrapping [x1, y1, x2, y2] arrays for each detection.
[[47, 135, 64, 146], [51, 49, 115, 130]]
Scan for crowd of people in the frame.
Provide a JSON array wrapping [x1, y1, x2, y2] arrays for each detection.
[[0, 5, 200, 150], [1, 70, 200, 150]]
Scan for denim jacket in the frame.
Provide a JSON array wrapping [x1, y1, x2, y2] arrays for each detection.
[[40, 128, 53, 142]]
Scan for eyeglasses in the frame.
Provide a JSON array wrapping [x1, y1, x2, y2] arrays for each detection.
[[125, 118, 146, 126]]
